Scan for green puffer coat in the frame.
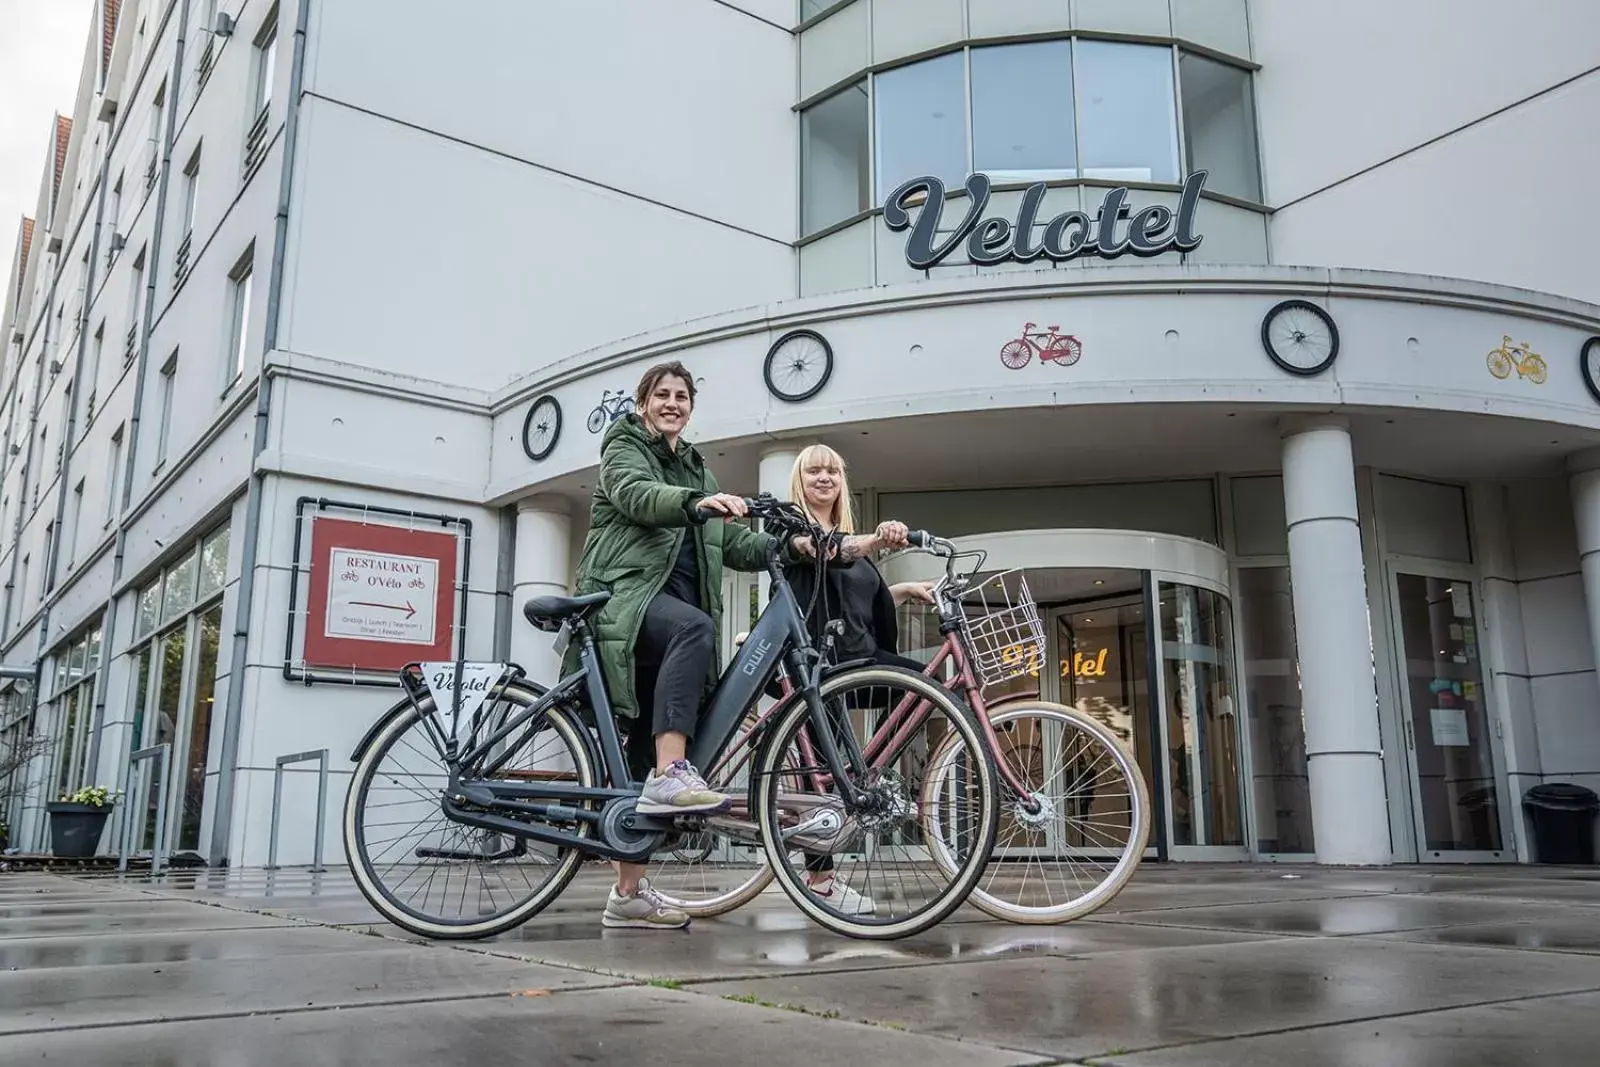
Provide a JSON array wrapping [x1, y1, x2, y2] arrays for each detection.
[[563, 413, 775, 722]]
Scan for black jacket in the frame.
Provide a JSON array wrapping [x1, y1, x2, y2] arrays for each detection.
[[783, 554, 900, 663]]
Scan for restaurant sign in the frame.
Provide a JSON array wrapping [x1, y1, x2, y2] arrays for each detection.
[[882, 170, 1208, 271]]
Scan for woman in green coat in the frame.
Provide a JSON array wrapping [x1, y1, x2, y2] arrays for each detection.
[[568, 360, 776, 930]]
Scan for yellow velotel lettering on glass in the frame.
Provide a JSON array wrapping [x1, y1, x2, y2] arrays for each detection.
[[1000, 645, 1109, 679]]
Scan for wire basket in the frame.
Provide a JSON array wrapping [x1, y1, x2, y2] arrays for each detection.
[[955, 569, 1046, 689]]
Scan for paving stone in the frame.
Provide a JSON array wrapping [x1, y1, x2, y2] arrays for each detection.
[[0, 939, 611, 1035], [2, 985, 1050, 1066], [1098, 989, 1600, 1066], [692, 937, 1600, 1060]]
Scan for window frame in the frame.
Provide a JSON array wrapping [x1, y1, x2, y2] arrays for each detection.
[[797, 34, 1266, 240]]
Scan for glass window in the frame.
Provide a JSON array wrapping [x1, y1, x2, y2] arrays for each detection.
[[1074, 40, 1179, 183], [136, 581, 160, 638], [873, 51, 968, 203], [1158, 582, 1244, 847], [801, 81, 870, 234], [1237, 566, 1312, 854], [1179, 52, 1261, 202], [1230, 475, 1287, 557], [198, 527, 229, 600], [162, 549, 199, 623], [971, 41, 1076, 181], [1393, 574, 1501, 852], [1377, 476, 1472, 563]]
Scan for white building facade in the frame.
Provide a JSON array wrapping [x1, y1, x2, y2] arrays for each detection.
[[3, 0, 1599, 870]]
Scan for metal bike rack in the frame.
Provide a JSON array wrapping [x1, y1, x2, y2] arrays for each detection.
[[117, 744, 171, 875], [266, 748, 329, 872]]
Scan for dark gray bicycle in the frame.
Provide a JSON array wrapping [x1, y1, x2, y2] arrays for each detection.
[[341, 495, 1000, 940]]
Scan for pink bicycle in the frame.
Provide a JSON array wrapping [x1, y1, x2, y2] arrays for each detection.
[[1000, 322, 1082, 369], [646, 531, 1151, 925]]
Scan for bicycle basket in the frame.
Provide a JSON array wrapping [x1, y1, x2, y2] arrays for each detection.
[[955, 569, 1046, 689]]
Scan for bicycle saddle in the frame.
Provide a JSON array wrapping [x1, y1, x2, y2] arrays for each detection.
[[523, 591, 611, 632]]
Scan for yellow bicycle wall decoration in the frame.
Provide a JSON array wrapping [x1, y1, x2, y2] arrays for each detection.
[[1486, 335, 1547, 384]]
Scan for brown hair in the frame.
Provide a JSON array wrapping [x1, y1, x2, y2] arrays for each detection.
[[634, 361, 698, 410]]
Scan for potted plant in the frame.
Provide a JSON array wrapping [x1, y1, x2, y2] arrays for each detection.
[[47, 785, 120, 859]]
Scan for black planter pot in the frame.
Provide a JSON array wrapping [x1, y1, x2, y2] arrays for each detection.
[[47, 802, 113, 858]]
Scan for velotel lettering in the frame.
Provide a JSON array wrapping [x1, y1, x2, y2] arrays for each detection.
[[882, 174, 993, 272], [882, 170, 1209, 271], [1127, 204, 1175, 256]]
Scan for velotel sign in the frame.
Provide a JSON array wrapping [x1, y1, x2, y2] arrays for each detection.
[[882, 170, 1208, 271]]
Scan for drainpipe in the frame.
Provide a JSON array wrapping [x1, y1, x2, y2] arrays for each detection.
[[6, 275, 57, 850], [33, 109, 114, 809], [41, 116, 113, 629], [207, 0, 313, 865], [3, 289, 56, 645], [95, 0, 191, 849]]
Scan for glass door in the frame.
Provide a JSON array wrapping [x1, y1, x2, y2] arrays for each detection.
[[1387, 568, 1510, 861], [1152, 577, 1249, 859], [1048, 593, 1158, 861], [131, 608, 225, 861]]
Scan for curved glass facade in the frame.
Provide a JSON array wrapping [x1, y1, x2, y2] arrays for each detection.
[[801, 38, 1262, 236]]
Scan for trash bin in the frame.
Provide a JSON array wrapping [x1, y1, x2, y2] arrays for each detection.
[[1521, 783, 1599, 865]]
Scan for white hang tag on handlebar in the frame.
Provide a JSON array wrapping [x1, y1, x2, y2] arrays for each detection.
[[419, 662, 506, 722]]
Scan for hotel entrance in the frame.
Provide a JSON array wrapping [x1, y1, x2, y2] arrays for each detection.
[[885, 529, 1250, 862]]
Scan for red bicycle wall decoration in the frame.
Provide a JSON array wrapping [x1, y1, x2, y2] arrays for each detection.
[[1000, 322, 1082, 369]]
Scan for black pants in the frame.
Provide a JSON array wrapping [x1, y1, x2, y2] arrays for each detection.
[[626, 593, 716, 783], [805, 648, 926, 875]]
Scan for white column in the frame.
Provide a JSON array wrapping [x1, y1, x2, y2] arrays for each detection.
[[758, 447, 800, 502], [1468, 480, 1540, 862], [510, 495, 572, 682], [1281, 417, 1392, 866], [1567, 449, 1600, 690], [755, 447, 800, 613]]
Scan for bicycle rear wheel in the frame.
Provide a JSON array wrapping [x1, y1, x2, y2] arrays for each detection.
[[753, 666, 999, 940], [924, 700, 1150, 924], [343, 686, 596, 939]]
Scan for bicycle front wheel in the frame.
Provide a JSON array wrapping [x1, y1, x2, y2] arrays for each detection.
[[753, 666, 1000, 940], [924, 700, 1150, 924], [343, 687, 597, 939]]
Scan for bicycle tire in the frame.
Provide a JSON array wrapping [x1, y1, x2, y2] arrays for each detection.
[[923, 700, 1151, 925], [752, 665, 1000, 940], [343, 687, 597, 940]]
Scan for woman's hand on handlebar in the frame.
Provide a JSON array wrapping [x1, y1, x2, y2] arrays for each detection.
[[697, 493, 749, 519], [791, 533, 838, 560], [874, 520, 911, 550], [891, 580, 937, 606]]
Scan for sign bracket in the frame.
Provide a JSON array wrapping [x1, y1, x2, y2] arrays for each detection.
[[283, 497, 474, 688]]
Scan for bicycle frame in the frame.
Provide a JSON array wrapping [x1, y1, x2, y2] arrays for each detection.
[[704, 545, 1043, 806], [410, 528, 874, 863], [711, 623, 1039, 806]]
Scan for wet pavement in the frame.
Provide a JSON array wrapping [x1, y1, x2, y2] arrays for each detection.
[[2, 862, 1597, 1064]]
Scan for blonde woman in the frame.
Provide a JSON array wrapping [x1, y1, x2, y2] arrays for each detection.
[[784, 443, 935, 915], [786, 443, 936, 659]]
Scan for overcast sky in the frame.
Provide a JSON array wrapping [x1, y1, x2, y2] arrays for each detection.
[[0, 0, 96, 262]]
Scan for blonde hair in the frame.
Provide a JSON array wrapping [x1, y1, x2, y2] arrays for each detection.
[[789, 444, 857, 533]]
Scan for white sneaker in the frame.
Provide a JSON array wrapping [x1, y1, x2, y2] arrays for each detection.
[[603, 877, 690, 930], [808, 877, 876, 916]]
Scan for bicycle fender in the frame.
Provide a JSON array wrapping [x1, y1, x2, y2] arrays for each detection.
[[350, 697, 414, 763], [349, 681, 553, 763]]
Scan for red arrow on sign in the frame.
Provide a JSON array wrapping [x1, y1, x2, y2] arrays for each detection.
[[349, 600, 418, 619]]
